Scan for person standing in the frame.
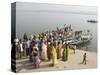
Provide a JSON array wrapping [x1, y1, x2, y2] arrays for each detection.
[[51, 43, 57, 66], [29, 38, 35, 62], [23, 40, 27, 57], [56, 42, 61, 59], [33, 48, 41, 68], [66, 43, 69, 61], [14, 38, 19, 59], [18, 39, 24, 59], [62, 48, 66, 61], [41, 41, 48, 60], [26, 39, 30, 56], [66, 44, 71, 61], [62, 43, 68, 61], [82, 53, 87, 64], [47, 42, 51, 61]]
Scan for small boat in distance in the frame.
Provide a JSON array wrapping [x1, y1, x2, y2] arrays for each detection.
[[87, 20, 97, 23]]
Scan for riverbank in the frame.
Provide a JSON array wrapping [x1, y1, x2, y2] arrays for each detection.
[[16, 49, 97, 73]]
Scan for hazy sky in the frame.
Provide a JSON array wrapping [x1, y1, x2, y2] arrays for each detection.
[[15, 2, 97, 52], [16, 2, 97, 38]]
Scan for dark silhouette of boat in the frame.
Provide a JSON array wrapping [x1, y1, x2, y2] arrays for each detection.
[[87, 20, 97, 23]]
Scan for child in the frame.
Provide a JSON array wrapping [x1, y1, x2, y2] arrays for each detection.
[[82, 53, 87, 64]]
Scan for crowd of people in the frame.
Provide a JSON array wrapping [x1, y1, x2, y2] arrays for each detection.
[[12, 25, 79, 68]]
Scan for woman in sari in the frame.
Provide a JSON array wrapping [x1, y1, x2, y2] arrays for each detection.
[[33, 48, 41, 68], [66, 43, 70, 61], [41, 41, 48, 60], [56, 42, 61, 59], [62, 43, 70, 61], [47, 42, 51, 61], [51, 43, 57, 66]]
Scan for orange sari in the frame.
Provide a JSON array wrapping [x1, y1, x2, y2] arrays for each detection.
[[56, 47, 61, 59]]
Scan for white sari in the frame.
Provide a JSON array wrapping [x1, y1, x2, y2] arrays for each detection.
[[41, 43, 48, 60]]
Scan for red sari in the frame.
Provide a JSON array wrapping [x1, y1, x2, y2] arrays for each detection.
[[47, 46, 51, 60]]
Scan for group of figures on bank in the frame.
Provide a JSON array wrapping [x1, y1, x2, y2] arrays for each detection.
[[12, 25, 87, 69]]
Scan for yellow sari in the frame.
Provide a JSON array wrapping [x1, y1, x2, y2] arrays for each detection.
[[52, 46, 57, 65], [66, 47, 70, 61]]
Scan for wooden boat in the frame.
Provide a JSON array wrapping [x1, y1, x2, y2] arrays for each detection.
[[65, 30, 92, 45]]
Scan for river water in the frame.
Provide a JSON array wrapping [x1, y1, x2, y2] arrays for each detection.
[[16, 4, 97, 52]]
